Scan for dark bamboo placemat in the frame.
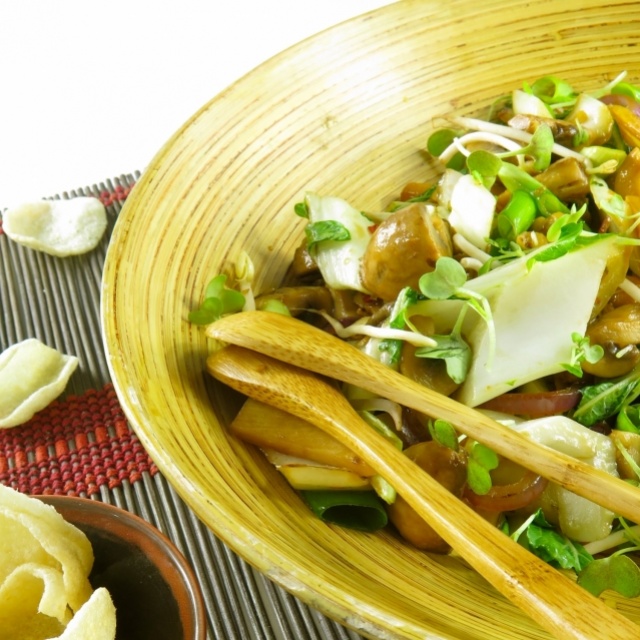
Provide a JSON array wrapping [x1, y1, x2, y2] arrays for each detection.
[[0, 174, 365, 640]]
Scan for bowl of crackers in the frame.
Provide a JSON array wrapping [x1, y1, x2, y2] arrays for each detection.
[[0, 485, 206, 640]]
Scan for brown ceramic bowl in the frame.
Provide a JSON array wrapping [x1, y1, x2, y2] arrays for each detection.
[[38, 495, 206, 640]]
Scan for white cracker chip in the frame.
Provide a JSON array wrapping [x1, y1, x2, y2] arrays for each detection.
[[0, 487, 117, 640], [53, 587, 117, 640], [0, 339, 79, 428], [0, 486, 94, 612], [2, 197, 107, 257], [0, 562, 70, 625]]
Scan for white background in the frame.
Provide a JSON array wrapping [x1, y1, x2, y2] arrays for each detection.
[[0, 1, 393, 206]]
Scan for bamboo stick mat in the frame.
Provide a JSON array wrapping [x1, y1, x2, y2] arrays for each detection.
[[0, 174, 365, 640]]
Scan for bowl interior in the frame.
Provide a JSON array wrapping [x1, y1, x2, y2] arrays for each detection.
[[101, 1, 640, 638], [39, 496, 206, 640]]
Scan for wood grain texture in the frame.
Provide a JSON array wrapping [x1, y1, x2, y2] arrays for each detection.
[[208, 312, 640, 527], [207, 344, 640, 640], [102, 1, 640, 638]]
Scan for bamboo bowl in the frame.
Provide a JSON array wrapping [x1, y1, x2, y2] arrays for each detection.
[[101, 2, 640, 638]]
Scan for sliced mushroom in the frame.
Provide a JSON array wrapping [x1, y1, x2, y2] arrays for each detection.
[[535, 157, 590, 201], [399, 342, 460, 397], [582, 303, 640, 377], [361, 203, 453, 302], [286, 242, 320, 282], [591, 245, 632, 318], [256, 286, 334, 315], [386, 441, 467, 552], [508, 114, 579, 146], [609, 430, 640, 480]]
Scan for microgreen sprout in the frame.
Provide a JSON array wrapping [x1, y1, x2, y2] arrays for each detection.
[[525, 214, 592, 270], [465, 441, 499, 495], [427, 418, 460, 451], [525, 76, 577, 115], [379, 287, 423, 364], [497, 123, 554, 172], [416, 257, 495, 379], [188, 274, 245, 325], [561, 332, 604, 378], [427, 420, 497, 495], [466, 149, 568, 218], [427, 128, 466, 169], [479, 238, 526, 273], [578, 553, 640, 598]]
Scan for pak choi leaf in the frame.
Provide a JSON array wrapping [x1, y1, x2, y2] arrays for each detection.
[[525, 524, 594, 571], [305, 220, 351, 250], [513, 508, 593, 572], [574, 368, 640, 427]]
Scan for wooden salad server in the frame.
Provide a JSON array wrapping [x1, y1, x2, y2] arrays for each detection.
[[207, 311, 640, 525], [207, 344, 639, 640]]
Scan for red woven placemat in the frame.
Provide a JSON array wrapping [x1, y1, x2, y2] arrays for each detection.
[[0, 383, 157, 496]]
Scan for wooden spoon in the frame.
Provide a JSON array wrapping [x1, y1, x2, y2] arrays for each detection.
[[207, 344, 639, 640], [207, 310, 640, 524]]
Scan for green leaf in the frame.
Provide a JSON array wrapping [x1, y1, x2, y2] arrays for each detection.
[[428, 419, 459, 451], [497, 161, 569, 216], [469, 441, 499, 471], [573, 370, 640, 426], [415, 334, 471, 384], [530, 75, 577, 106], [525, 226, 582, 269], [612, 81, 640, 103], [561, 332, 604, 378], [359, 410, 404, 451], [466, 149, 502, 178], [301, 490, 388, 532], [512, 509, 593, 572], [466, 458, 493, 495], [387, 184, 438, 212], [304, 220, 351, 250], [418, 257, 468, 299], [498, 124, 554, 172], [546, 205, 587, 243], [617, 405, 640, 434], [418, 257, 495, 376], [578, 555, 640, 598], [188, 274, 245, 325], [378, 287, 422, 364], [525, 524, 593, 571], [427, 128, 463, 156], [465, 441, 499, 495], [528, 124, 554, 171], [294, 201, 309, 218]]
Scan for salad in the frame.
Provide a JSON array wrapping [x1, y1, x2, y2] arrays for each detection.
[[194, 72, 640, 599]]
